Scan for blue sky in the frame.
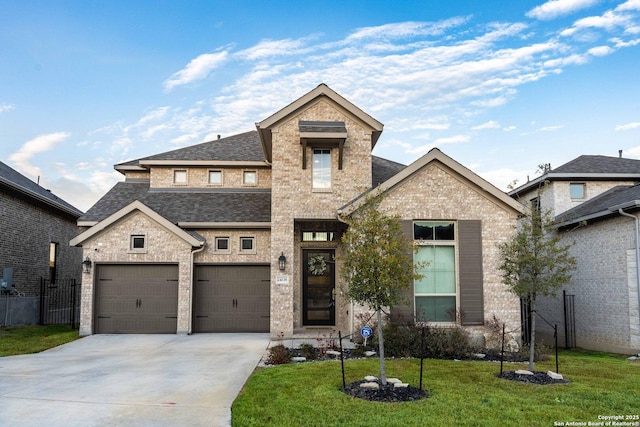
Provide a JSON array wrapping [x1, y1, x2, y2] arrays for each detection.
[[2, 0, 640, 211]]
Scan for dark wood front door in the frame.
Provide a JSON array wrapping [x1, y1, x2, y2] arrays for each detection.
[[302, 250, 335, 326]]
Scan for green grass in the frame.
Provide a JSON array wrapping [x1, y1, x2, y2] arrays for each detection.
[[0, 325, 80, 356], [232, 350, 640, 427]]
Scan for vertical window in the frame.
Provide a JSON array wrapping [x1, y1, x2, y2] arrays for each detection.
[[243, 170, 257, 185], [570, 183, 585, 199], [49, 242, 58, 284], [413, 221, 457, 323], [312, 149, 331, 190], [173, 169, 187, 185], [209, 170, 222, 185]]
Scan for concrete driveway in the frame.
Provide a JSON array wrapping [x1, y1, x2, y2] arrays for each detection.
[[0, 334, 269, 427]]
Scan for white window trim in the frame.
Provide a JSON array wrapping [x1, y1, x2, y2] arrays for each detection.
[[239, 236, 256, 254], [413, 221, 459, 324], [214, 236, 230, 253], [173, 169, 188, 186], [242, 170, 258, 186], [208, 170, 223, 186], [128, 233, 148, 254]]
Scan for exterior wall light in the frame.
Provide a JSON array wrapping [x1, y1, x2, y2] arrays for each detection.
[[278, 252, 286, 271], [82, 256, 92, 274]]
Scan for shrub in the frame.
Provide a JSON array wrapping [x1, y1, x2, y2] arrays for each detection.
[[380, 316, 472, 359], [268, 345, 292, 365], [300, 343, 317, 360]]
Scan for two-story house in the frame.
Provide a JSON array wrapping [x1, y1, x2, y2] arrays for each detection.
[[71, 84, 524, 342], [510, 153, 640, 353]]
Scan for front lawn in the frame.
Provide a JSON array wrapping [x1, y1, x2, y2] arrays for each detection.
[[0, 325, 80, 356], [232, 350, 640, 427]]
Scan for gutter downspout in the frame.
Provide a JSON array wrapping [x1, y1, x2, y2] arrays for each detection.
[[618, 208, 640, 335], [188, 244, 206, 335]]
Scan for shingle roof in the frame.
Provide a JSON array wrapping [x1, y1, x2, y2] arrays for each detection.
[[555, 184, 640, 225], [372, 156, 406, 187], [115, 131, 265, 168], [553, 155, 640, 174], [79, 181, 270, 224], [0, 160, 83, 217]]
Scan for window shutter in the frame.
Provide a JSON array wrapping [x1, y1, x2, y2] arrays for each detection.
[[458, 220, 484, 325], [391, 220, 415, 321]]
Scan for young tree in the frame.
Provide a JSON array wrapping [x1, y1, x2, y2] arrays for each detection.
[[498, 200, 576, 371], [340, 193, 421, 385]]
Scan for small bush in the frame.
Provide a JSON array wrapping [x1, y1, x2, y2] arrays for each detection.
[[300, 343, 317, 360], [268, 345, 292, 365], [380, 316, 472, 359]]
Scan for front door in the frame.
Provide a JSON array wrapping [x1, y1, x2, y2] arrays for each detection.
[[302, 250, 335, 326]]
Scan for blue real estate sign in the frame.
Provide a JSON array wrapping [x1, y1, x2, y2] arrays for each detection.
[[360, 326, 373, 339]]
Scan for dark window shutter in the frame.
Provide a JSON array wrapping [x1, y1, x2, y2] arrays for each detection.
[[458, 220, 484, 325], [391, 220, 415, 322]]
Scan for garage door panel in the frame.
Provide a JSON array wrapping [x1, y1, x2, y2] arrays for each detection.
[[193, 265, 270, 333], [95, 265, 178, 334]]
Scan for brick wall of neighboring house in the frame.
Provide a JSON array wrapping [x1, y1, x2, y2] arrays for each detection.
[[149, 166, 272, 189], [377, 162, 522, 339], [517, 180, 636, 217], [537, 215, 636, 353], [0, 192, 82, 296], [78, 211, 192, 335], [269, 99, 374, 338]]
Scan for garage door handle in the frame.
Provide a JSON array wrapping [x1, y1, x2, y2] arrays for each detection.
[[196, 315, 208, 318], [165, 316, 177, 319], [232, 299, 238, 308], [135, 298, 141, 308], [98, 316, 111, 319]]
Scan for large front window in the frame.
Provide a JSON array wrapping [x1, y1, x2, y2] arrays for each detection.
[[414, 221, 457, 322], [312, 149, 331, 190]]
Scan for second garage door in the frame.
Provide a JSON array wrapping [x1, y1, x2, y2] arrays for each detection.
[[95, 264, 179, 334], [193, 265, 270, 332]]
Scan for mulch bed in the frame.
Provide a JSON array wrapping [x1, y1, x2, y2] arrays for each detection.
[[343, 379, 428, 402], [497, 370, 570, 385]]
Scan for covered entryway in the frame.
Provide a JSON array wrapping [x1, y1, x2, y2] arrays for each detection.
[[193, 264, 270, 332], [95, 264, 179, 334]]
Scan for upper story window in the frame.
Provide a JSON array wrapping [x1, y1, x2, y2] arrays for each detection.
[[173, 169, 187, 185], [570, 183, 585, 199], [209, 170, 222, 185], [215, 237, 230, 253], [312, 149, 331, 190], [130, 234, 147, 253], [243, 170, 257, 186], [239, 236, 256, 254]]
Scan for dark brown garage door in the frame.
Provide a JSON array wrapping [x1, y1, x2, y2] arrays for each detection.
[[193, 265, 270, 332], [95, 264, 179, 334]]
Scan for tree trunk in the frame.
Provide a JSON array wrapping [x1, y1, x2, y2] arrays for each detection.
[[528, 297, 536, 371], [377, 309, 387, 385]]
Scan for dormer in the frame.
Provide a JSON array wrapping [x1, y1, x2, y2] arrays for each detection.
[[299, 120, 347, 170]]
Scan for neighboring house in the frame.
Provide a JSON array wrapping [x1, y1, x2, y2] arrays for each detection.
[[71, 84, 524, 341], [509, 153, 640, 353], [0, 161, 83, 324]]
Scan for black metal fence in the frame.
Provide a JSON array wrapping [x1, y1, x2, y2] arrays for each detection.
[[563, 290, 576, 349], [39, 278, 80, 328]]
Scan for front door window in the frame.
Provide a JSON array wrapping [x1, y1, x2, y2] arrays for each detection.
[[303, 250, 335, 326]]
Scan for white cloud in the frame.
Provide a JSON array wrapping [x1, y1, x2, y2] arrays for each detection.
[[540, 125, 564, 131], [434, 135, 471, 144], [9, 132, 70, 179], [0, 103, 15, 113], [624, 145, 640, 158], [615, 122, 640, 130], [527, 0, 599, 20], [235, 37, 314, 60], [472, 120, 501, 130], [477, 168, 528, 191], [164, 50, 229, 90], [588, 45, 615, 55], [503, 126, 517, 132], [616, 0, 640, 12]]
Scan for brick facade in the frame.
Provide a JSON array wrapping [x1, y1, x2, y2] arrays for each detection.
[[0, 191, 82, 296]]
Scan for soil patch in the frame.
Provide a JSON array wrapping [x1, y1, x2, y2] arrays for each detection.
[[497, 370, 570, 385], [343, 379, 427, 402]]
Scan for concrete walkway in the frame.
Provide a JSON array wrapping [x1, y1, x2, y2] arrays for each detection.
[[0, 334, 269, 427]]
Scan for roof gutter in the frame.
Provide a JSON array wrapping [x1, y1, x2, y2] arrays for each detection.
[[611, 202, 640, 336]]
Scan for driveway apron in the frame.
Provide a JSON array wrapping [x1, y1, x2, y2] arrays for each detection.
[[0, 334, 269, 427]]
